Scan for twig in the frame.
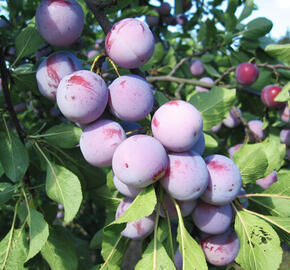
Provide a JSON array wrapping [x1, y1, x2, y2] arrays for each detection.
[[257, 63, 290, 82], [169, 57, 190, 76], [175, 83, 184, 99], [214, 66, 236, 85]]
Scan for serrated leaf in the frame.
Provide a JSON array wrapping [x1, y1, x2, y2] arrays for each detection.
[[274, 81, 290, 102], [41, 226, 78, 270], [265, 44, 290, 65], [189, 87, 236, 130], [0, 131, 29, 182], [46, 163, 82, 222], [243, 17, 273, 39], [234, 211, 282, 270], [233, 144, 268, 184]]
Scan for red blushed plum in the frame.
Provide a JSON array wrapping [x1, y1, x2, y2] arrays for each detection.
[[113, 175, 142, 198], [36, 0, 84, 46], [261, 85, 283, 108], [201, 155, 242, 205], [159, 194, 196, 219], [116, 198, 155, 240], [235, 62, 259, 86], [36, 51, 82, 100], [256, 171, 277, 189], [189, 132, 205, 156], [246, 120, 266, 141], [56, 70, 108, 124], [120, 121, 145, 137], [280, 104, 289, 123], [195, 77, 214, 93], [174, 248, 182, 270], [192, 201, 232, 235], [105, 18, 154, 69], [280, 128, 290, 146], [201, 229, 240, 266], [152, 100, 203, 152], [190, 59, 205, 77], [222, 107, 241, 128], [228, 144, 243, 159], [161, 151, 209, 201], [112, 135, 168, 188], [108, 75, 154, 121]]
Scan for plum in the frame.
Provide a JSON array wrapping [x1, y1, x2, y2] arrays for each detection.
[[261, 85, 283, 108], [152, 100, 203, 152], [56, 70, 108, 124], [174, 248, 182, 270], [116, 197, 155, 240], [157, 3, 171, 16], [256, 171, 277, 189], [222, 107, 241, 128], [201, 154, 242, 205], [280, 128, 290, 146], [146, 16, 159, 27], [235, 62, 259, 86], [112, 135, 168, 188], [80, 119, 126, 167], [105, 18, 154, 69], [113, 175, 142, 198], [182, 0, 192, 11], [36, 51, 82, 100], [87, 49, 98, 59], [228, 144, 243, 159], [190, 59, 204, 77], [36, 0, 84, 46], [161, 151, 209, 201], [189, 132, 205, 156], [108, 75, 154, 121], [280, 104, 289, 123], [176, 14, 187, 26], [195, 77, 214, 93], [210, 123, 222, 133], [246, 120, 266, 141]]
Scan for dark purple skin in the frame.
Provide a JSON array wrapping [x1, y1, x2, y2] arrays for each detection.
[[115, 197, 155, 240], [222, 107, 241, 128], [190, 59, 204, 77], [201, 229, 240, 266], [246, 120, 266, 141], [174, 248, 182, 270], [189, 132, 205, 156], [176, 14, 188, 26], [192, 201, 232, 235], [162, 15, 177, 26], [235, 62, 259, 86], [146, 16, 159, 27], [280, 104, 289, 123], [280, 128, 290, 146], [228, 144, 243, 159], [13, 103, 27, 113], [256, 171, 277, 189], [157, 3, 171, 16]]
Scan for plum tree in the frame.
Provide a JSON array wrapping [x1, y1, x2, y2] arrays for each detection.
[[56, 70, 108, 124], [201, 229, 240, 266], [190, 132, 205, 156], [115, 198, 155, 239], [105, 18, 155, 68], [190, 59, 205, 77], [113, 175, 142, 198], [256, 171, 277, 189], [192, 201, 232, 235], [161, 151, 209, 201], [80, 119, 126, 167], [280, 128, 290, 146], [228, 144, 243, 159], [36, 51, 82, 100], [261, 85, 283, 108], [222, 107, 241, 128], [235, 62, 259, 86], [195, 77, 214, 92], [108, 75, 154, 121], [201, 154, 242, 205], [246, 120, 266, 141], [112, 135, 168, 188], [152, 100, 203, 152], [36, 0, 84, 46]]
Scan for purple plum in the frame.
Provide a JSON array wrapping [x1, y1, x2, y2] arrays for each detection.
[[256, 171, 277, 189], [280, 128, 290, 146], [246, 120, 266, 141], [113, 175, 142, 198], [228, 144, 243, 159], [195, 77, 214, 93], [222, 107, 241, 128], [190, 59, 204, 77]]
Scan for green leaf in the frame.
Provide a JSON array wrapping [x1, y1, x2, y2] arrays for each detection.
[[203, 64, 220, 77], [154, 91, 170, 106], [265, 44, 290, 64], [174, 0, 183, 15], [274, 81, 290, 102], [265, 170, 290, 196], [109, 185, 156, 226], [204, 133, 218, 151], [234, 211, 282, 270], [106, 170, 115, 191], [238, 0, 255, 22], [41, 226, 78, 270], [243, 17, 273, 39], [189, 87, 236, 130], [41, 124, 82, 149], [0, 228, 29, 269], [15, 26, 44, 58], [0, 131, 29, 182], [233, 144, 268, 184], [143, 43, 165, 71], [46, 163, 83, 222], [0, 184, 18, 204], [262, 216, 290, 235]]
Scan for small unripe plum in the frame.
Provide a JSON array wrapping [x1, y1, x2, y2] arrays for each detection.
[[120, 121, 145, 137], [246, 120, 266, 141], [56, 70, 108, 124], [105, 18, 154, 69], [201, 155, 242, 205], [256, 171, 277, 189], [190, 59, 205, 77], [195, 77, 214, 93], [157, 3, 171, 16], [261, 85, 283, 108], [189, 132, 205, 156], [108, 75, 154, 121], [222, 107, 241, 128], [174, 248, 182, 270], [211, 123, 222, 133], [280, 104, 289, 123], [56, 211, 63, 219], [161, 151, 209, 201], [113, 175, 142, 198], [159, 194, 196, 219], [280, 128, 290, 146], [176, 14, 187, 26], [152, 100, 203, 152], [58, 203, 64, 210], [36, 0, 84, 46], [112, 135, 169, 188], [201, 229, 240, 266], [80, 120, 126, 167], [235, 62, 259, 86], [228, 144, 243, 159], [87, 50, 98, 59], [116, 197, 155, 240], [193, 201, 232, 235], [146, 16, 159, 27], [36, 51, 82, 100]]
